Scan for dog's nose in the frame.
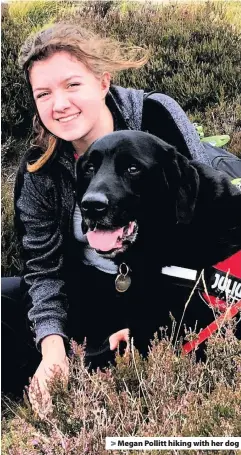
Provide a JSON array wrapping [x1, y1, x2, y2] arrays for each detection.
[[81, 192, 109, 217]]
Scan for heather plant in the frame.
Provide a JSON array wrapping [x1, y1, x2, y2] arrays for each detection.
[[1, 0, 241, 145], [1, 172, 22, 277], [1, 2, 241, 449], [2, 324, 241, 455]]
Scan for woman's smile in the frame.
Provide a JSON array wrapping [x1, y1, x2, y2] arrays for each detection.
[[57, 112, 81, 123]]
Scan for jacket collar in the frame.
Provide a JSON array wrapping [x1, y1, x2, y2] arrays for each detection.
[[107, 84, 144, 131], [58, 140, 76, 178]]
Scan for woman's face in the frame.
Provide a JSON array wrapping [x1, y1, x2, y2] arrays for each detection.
[[30, 51, 111, 145]]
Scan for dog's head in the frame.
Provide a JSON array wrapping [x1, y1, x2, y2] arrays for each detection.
[[76, 130, 199, 258]]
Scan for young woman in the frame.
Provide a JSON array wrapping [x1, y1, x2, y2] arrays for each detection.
[[2, 23, 238, 412]]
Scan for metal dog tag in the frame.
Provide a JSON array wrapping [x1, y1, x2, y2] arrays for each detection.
[[115, 263, 131, 292]]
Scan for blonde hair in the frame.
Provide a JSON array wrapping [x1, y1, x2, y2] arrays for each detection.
[[19, 23, 149, 172]]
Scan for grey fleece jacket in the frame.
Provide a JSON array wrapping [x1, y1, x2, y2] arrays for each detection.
[[15, 84, 211, 349]]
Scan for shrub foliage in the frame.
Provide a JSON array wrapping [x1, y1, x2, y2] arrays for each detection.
[[2, 326, 241, 454], [1, 0, 241, 144]]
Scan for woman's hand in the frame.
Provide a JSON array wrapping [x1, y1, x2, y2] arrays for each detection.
[[109, 328, 130, 352], [28, 335, 69, 418]]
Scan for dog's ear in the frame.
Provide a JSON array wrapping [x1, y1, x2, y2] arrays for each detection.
[[175, 153, 199, 224], [160, 146, 200, 224]]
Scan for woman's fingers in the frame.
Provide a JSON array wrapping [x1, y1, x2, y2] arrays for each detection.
[[28, 358, 69, 418], [109, 328, 130, 350], [28, 367, 53, 418]]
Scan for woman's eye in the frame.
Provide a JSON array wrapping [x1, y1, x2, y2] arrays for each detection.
[[36, 92, 49, 99], [68, 83, 80, 88], [127, 164, 140, 175]]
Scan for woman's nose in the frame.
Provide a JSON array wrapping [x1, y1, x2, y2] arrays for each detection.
[[52, 91, 71, 112]]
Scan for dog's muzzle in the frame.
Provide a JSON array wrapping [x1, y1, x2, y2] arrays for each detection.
[[80, 192, 138, 255]]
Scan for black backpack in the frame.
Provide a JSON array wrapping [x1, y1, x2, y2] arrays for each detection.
[[143, 90, 241, 180], [202, 142, 241, 180]]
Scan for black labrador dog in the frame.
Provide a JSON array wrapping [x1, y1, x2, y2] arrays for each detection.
[[75, 130, 241, 358]]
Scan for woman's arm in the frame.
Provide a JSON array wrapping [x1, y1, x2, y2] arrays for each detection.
[[15, 170, 68, 350], [15, 169, 71, 415]]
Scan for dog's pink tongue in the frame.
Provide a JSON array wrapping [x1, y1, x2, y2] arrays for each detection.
[[87, 227, 124, 251]]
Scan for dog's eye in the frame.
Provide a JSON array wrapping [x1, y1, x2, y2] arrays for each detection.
[[84, 163, 95, 175], [127, 164, 140, 175]]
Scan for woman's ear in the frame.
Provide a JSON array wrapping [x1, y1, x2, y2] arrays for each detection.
[[101, 72, 111, 98]]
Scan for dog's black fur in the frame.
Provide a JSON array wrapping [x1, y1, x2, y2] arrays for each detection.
[[76, 131, 241, 269], [75, 131, 241, 357]]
